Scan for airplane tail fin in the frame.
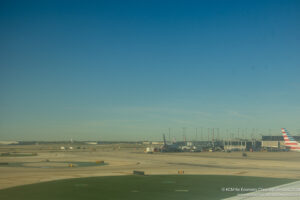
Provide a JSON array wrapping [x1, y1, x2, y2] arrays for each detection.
[[163, 134, 167, 146], [281, 128, 300, 150]]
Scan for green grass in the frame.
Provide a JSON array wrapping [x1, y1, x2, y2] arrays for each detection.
[[0, 161, 106, 168], [0, 175, 294, 200], [0, 152, 37, 157]]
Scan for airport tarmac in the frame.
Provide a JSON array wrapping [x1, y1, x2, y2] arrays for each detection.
[[1, 144, 300, 190], [224, 180, 300, 199]]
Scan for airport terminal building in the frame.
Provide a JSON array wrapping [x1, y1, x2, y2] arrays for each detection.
[[262, 136, 300, 151]]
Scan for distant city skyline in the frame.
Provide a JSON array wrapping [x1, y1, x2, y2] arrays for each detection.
[[1, 0, 300, 140]]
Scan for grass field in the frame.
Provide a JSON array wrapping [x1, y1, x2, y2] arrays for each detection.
[[0, 175, 293, 200]]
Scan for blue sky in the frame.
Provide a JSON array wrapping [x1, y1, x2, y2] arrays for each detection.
[[0, 0, 300, 141]]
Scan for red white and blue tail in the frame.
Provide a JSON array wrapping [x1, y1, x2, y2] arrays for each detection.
[[281, 128, 300, 151]]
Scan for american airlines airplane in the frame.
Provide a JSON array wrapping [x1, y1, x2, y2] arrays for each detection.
[[281, 128, 300, 152]]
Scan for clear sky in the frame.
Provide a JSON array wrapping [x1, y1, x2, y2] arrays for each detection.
[[0, 0, 300, 141]]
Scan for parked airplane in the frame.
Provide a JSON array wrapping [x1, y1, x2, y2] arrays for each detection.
[[160, 134, 181, 152], [281, 128, 300, 152]]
